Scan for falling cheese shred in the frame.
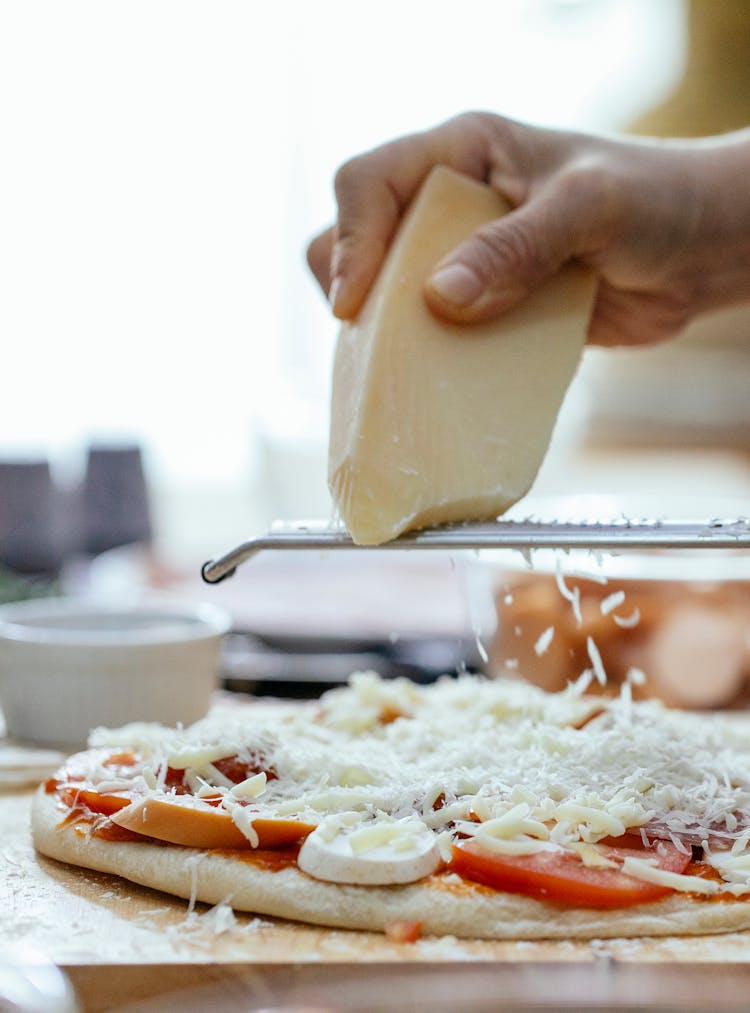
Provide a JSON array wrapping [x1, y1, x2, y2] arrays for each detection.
[[534, 626, 555, 657], [613, 608, 641, 629], [600, 591, 626, 616], [586, 636, 608, 687], [555, 563, 582, 627]]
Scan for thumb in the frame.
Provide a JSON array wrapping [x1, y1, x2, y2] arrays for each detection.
[[424, 191, 583, 324]]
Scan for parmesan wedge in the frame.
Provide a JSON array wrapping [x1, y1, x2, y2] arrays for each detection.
[[328, 165, 595, 545]]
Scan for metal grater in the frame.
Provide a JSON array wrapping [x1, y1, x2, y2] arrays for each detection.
[[202, 516, 750, 584]]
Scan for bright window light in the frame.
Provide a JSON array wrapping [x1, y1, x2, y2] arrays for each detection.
[[0, 1, 686, 557]]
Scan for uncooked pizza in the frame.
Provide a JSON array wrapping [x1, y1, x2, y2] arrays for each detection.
[[32, 672, 750, 940]]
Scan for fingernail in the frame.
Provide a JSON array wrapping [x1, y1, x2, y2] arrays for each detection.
[[428, 264, 483, 307], [331, 241, 344, 276], [329, 276, 343, 311]]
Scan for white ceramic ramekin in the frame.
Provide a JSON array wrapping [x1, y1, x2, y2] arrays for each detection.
[[0, 597, 231, 747]]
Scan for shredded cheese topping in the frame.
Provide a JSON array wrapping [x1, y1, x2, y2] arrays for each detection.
[[75, 672, 750, 896]]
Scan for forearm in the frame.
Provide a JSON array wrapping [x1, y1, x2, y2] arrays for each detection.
[[677, 129, 750, 317]]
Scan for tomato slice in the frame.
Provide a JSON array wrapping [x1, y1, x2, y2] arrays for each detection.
[[102, 752, 138, 767], [449, 836, 691, 908], [161, 754, 277, 794], [213, 754, 277, 784], [59, 786, 133, 816]]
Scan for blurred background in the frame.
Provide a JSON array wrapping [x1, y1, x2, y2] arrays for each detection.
[[1, 0, 749, 705], [4, 0, 747, 563]]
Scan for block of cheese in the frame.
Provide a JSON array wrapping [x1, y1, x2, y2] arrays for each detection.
[[328, 165, 596, 546]]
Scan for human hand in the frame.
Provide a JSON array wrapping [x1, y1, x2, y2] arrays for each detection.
[[307, 113, 750, 347]]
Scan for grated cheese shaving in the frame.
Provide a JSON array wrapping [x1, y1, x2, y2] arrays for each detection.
[[223, 798, 260, 847], [618, 680, 633, 721], [185, 854, 202, 913], [317, 811, 366, 843], [534, 626, 555, 657], [92, 778, 135, 793], [463, 834, 557, 857], [600, 591, 625, 616], [572, 842, 618, 870], [555, 560, 582, 627], [436, 830, 453, 864], [230, 771, 267, 800], [732, 830, 750, 856], [571, 668, 595, 695], [586, 636, 608, 687], [613, 608, 641, 629], [202, 901, 238, 934], [348, 818, 427, 855], [626, 667, 647, 687], [621, 856, 718, 895]]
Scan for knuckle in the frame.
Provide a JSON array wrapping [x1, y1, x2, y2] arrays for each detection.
[[470, 220, 537, 284], [333, 155, 367, 201], [306, 231, 329, 270], [454, 109, 494, 133], [431, 110, 506, 175], [437, 110, 488, 136], [555, 156, 624, 239]]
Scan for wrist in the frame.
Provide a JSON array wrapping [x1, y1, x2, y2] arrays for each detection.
[[682, 130, 750, 316]]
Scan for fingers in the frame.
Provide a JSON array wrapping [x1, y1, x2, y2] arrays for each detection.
[[306, 227, 335, 297], [329, 155, 402, 319], [424, 180, 591, 325], [308, 225, 336, 295], [310, 119, 707, 348], [318, 114, 496, 318]]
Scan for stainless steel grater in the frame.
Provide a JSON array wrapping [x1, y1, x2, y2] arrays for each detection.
[[202, 516, 750, 584]]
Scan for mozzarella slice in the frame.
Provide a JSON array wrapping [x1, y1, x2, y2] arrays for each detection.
[[298, 820, 440, 885]]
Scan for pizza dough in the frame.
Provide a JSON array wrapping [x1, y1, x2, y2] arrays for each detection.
[[31, 788, 750, 940]]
